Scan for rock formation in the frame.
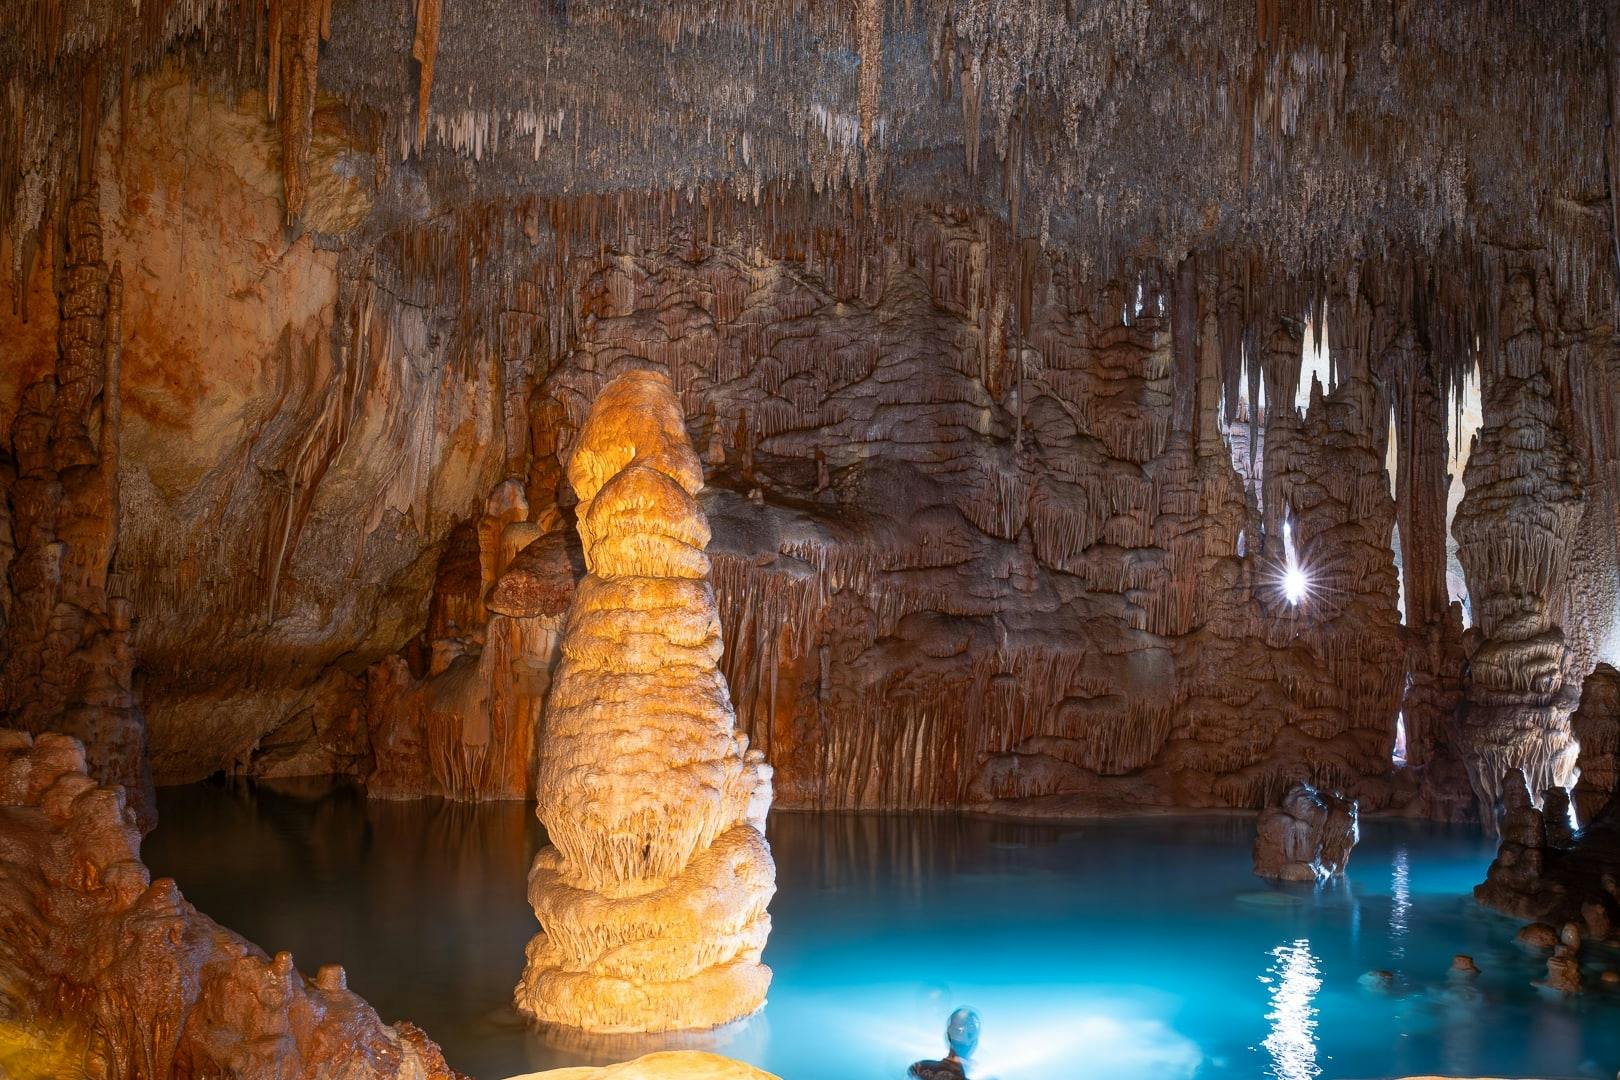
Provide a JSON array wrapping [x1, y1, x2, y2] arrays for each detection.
[[0, 6, 1618, 828], [1474, 768, 1620, 945], [365, 482, 574, 800], [1572, 663, 1619, 825], [1252, 780, 1360, 882], [517, 370, 775, 1033], [1453, 272, 1586, 821], [505, 1052, 779, 1080], [0, 180, 153, 830], [0, 729, 462, 1079]]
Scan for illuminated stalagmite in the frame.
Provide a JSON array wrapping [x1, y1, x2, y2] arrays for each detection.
[[516, 370, 775, 1033]]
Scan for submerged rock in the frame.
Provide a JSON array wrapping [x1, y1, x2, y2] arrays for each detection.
[[1358, 969, 1396, 993], [1516, 923, 1559, 951], [1253, 781, 1360, 881]]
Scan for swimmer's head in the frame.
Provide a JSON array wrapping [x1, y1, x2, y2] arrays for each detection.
[[946, 1007, 980, 1058]]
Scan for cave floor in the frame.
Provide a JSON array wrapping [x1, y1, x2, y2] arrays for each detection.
[[144, 783, 1620, 1080]]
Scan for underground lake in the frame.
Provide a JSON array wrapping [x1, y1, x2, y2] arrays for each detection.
[[143, 781, 1620, 1080]]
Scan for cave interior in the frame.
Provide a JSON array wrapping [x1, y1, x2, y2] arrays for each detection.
[[4, 1, 1620, 1078]]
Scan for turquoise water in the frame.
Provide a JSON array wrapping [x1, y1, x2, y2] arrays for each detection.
[[145, 783, 1620, 1079]]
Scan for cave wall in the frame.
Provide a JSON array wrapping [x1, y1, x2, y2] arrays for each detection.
[[0, 66, 529, 786], [2, 4, 1619, 823], [523, 231, 1412, 813]]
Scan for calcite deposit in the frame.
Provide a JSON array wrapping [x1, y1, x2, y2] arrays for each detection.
[[0, 179, 152, 830], [517, 371, 776, 1033], [0, 730, 462, 1079], [1474, 768, 1620, 945], [1252, 780, 1360, 882], [1572, 663, 1619, 825]]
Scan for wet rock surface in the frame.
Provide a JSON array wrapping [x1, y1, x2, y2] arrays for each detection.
[[1252, 780, 1360, 881], [0, 730, 462, 1079]]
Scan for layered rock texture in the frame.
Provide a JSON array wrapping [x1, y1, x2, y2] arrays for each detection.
[[1, 5, 1619, 830], [517, 371, 776, 1033], [1572, 663, 1619, 825], [1453, 272, 1587, 820], [1252, 781, 1360, 882], [0, 180, 152, 830], [0, 729, 462, 1079]]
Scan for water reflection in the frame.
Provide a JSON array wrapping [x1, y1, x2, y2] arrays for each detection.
[[1260, 939, 1321, 1080], [1390, 846, 1411, 960]]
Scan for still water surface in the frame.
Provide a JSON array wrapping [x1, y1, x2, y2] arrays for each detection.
[[145, 782, 1620, 1080]]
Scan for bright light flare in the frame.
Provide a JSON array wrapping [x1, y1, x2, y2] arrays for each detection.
[[1277, 519, 1311, 606], [1282, 565, 1308, 605]]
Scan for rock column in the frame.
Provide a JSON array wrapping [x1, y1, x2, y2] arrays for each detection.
[[1454, 271, 1583, 820], [516, 369, 775, 1033], [0, 183, 153, 829]]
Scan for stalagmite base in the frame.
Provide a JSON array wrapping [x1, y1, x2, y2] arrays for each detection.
[[516, 369, 775, 1034]]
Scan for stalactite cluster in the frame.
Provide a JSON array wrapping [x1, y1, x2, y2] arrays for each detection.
[[3, 2, 1619, 829]]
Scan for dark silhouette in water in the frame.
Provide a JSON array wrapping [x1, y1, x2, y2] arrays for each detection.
[[908, 1007, 980, 1079]]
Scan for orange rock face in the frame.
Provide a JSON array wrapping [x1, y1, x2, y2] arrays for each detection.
[[0, 729, 464, 1079], [0, 180, 152, 829]]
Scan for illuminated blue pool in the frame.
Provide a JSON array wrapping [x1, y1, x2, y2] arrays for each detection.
[[146, 785, 1620, 1079]]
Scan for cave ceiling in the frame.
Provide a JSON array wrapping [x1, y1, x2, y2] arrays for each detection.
[[3, 0, 1614, 308]]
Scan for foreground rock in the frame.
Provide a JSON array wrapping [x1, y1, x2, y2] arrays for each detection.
[[1253, 781, 1359, 881], [0, 729, 461, 1079], [516, 370, 776, 1033], [1475, 769, 1620, 946], [505, 1051, 779, 1080]]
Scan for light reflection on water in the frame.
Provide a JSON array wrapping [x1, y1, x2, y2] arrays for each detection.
[[143, 784, 1620, 1080], [1390, 846, 1411, 961], [1259, 940, 1321, 1080]]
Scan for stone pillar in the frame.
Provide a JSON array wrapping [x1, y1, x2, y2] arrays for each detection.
[[1454, 271, 1584, 821], [517, 369, 775, 1033], [0, 183, 153, 830]]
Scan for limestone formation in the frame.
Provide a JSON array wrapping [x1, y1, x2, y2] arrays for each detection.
[[365, 483, 572, 801], [0, 729, 462, 1079], [1572, 664, 1620, 825], [505, 1052, 779, 1080], [1453, 272, 1585, 822], [516, 370, 776, 1034], [2, 6, 1619, 827], [1475, 769, 1620, 944], [1252, 781, 1360, 882], [0, 181, 153, 830]]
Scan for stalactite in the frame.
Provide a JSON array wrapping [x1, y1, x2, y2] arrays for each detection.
[[413, 0, 443, 152]]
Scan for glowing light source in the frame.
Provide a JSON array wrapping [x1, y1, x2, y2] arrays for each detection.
[[1279, 519, 1310, 606], [1283, 566, 1308, 605]]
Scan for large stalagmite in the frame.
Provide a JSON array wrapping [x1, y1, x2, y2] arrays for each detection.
[[516, 369, 775, 1033]]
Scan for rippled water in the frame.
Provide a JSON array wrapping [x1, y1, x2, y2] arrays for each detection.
[[145, 782, 1620, 1080]]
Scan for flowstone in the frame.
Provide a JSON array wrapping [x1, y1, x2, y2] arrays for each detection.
[[516, 370, 775, 1033]]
